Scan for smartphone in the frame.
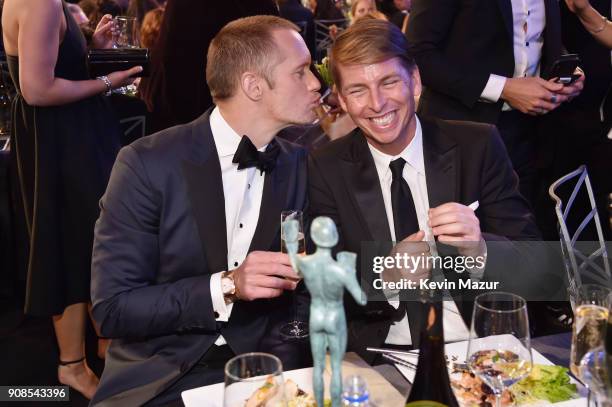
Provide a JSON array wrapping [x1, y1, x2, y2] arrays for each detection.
[[547, 54, 581, 85]]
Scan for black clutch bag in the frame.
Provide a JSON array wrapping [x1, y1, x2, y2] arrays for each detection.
[[87, 48, 150, 78]]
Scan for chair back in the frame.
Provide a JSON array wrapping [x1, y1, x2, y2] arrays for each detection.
[[314, 18, 347, 61], [549, 165, 611, 305]]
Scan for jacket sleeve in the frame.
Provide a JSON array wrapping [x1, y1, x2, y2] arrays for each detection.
[[91, 145, 218, 339], [406, 0, 492, 108]]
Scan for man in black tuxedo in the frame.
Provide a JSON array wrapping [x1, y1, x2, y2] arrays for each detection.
[[90, 16, 321, 406], [406, 0, 585, 204], [309, 19, 542, 363]]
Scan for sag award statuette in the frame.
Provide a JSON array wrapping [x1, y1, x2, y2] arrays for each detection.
[[283, 216, 367, 407]]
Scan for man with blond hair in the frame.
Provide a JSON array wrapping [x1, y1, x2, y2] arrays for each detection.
[[91, 15, 320, 406], [308, 18, 541, 362]]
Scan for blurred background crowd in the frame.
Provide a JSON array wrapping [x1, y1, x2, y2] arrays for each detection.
[[0, 0, 610, 405]]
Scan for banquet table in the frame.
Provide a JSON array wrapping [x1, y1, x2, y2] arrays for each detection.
[[373, 332, 573, 396], [182, 332, 576, 406]]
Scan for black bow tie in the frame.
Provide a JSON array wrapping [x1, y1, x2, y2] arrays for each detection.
[[232, 136, 280, 174]]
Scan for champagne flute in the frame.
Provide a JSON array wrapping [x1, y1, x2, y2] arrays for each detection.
[[467, 292, 532, 407], [577, 289, 612, 405], [570, 285, 610, 380], [279, 210, 308, 340], [224, 352, 286, 407]]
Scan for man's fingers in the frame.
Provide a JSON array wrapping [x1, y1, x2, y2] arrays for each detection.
[[247, 251, 292, 265], [540, 78, 564, 92], [432, 222, 472, 237], [403, 230, 425, 242], [429, 202, 464, 217], [253, 275, 297, 291], [247, 262, 298, 279], [429, 211, 464, 228]]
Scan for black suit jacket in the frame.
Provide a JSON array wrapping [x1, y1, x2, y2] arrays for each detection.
[[406, 0, 563, 124], [90, 111, 308, 406], [308, 117, 541, 362]]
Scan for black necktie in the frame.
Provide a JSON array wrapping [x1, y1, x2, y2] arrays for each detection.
[[390, 158, 419, 240], [232, 136, 280, 174], [389, 157, 423, 347]]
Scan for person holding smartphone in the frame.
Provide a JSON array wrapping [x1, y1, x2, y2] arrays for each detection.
[[406, 0, 585, 205]]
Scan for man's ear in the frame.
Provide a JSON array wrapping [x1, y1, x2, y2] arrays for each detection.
[[240, 72, 263, 101], [410, 67, 422, 99]]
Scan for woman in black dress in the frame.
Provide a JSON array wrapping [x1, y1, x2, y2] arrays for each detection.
[[2, 0, 142, 399]]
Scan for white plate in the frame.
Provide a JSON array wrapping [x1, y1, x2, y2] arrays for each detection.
[[393, 340, 587, 407], [181, 367, 313, 407]]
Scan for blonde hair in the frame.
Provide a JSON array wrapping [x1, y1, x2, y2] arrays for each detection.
[[206, 15, 298, 102], [350, 0, 377, 20], [330, 18, 416, 87]]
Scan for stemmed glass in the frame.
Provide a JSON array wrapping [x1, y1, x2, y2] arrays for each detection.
[[576, 287, 612, 406], [279, 210, 309, 340], [467, 292, 532, 407], [224, 352, 286, 407], [569, 284, 611, 406]]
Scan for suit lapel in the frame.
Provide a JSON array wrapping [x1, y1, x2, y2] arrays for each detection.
[[248, 143, 290, 252], [182, 112, 229, 273], [340, 132, 392, 242], [496, 0, 514, 40], [421, 119, 459, 208]]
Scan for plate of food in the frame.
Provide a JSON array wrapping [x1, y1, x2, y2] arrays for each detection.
[[393, 340, 587, 407], [181, 367, 319, 407]]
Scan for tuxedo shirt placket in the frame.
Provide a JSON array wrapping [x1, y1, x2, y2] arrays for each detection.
[[209, 107, 266, 346], [367, 118, 469, 345]]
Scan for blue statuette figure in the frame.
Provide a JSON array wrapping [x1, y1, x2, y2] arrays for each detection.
[[283, 216, 367, 407]]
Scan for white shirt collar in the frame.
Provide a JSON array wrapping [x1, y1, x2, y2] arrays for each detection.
[[367, 116, 425, 180], [210, 106, 243, 158]]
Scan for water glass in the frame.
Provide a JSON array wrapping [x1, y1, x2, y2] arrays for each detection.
[[224, 353, 286, 407]]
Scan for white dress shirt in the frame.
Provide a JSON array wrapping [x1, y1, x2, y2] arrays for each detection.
[[367, 117, 470, 345], [209, 106, 267, 346], [480, 0, 546, 110]]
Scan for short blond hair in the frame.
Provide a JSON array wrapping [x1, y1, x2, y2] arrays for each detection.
[[330, 18, 416, 88], [206, 15, 299, 102]]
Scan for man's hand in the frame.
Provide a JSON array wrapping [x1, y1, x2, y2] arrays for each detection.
[[383, 231, 431, 283], [554, 68, 585, 101], [233, 252, 299, 301], [501, 77, 566, 115], [429, 203, 485, 258]]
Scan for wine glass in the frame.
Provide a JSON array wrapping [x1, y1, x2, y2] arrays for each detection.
[[224, 352, 286, 407], [570, 285, 610, 377], [279, 210, 309, 340], [467, 292, 532, 407], [577, 288, 612, 405]]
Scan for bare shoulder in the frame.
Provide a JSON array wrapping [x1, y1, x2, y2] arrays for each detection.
[[9, 0, 63, 23]]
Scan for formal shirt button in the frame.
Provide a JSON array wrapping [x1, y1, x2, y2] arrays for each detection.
[[247, 183, 251, 189], [234, 261, 238, 267], [527, 9, 530, 15], [239, 223, 243, 228], [214, 311, 219, 318], [526, 41, 529, 46]]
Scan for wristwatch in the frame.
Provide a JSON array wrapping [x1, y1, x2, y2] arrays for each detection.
[[221, 270, 239, 304]]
